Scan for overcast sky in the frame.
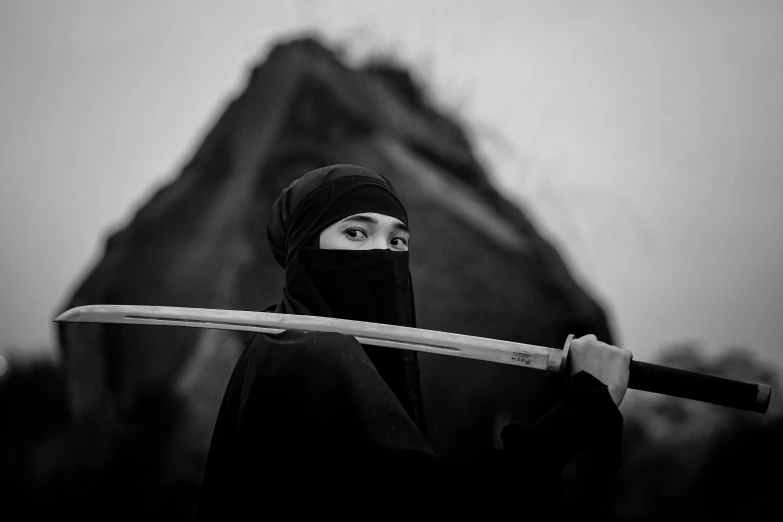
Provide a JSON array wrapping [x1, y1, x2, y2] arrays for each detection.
[[1, 1, 781, 372]]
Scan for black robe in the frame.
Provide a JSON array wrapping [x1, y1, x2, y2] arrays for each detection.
[[197, 329, 622, 518]]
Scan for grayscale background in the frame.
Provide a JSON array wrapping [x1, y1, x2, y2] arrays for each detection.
[[1, 1, 781, 519]]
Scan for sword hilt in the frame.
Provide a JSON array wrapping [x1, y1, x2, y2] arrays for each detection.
[[627, 360, 771, 413], [560, 336, 771, 413]]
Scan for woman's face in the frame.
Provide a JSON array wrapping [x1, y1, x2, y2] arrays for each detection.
[[318, 212, 410, 251]]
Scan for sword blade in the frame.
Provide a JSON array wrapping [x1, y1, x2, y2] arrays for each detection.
[[55, 305, 563, 373]]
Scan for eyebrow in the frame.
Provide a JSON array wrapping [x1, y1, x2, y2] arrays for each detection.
[[340, 214, 410, 234]]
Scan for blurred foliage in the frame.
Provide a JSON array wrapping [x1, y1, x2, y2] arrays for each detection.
[[0, 352, 196, 520], [1, 343, 779, 520]]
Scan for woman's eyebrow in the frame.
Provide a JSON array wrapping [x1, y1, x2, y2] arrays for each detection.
[[341, 215, 378, 227], [393, 222, 410, 234], [341, 215, 409, 234]]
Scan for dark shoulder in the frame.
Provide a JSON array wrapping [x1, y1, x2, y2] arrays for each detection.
[[261, 329, 361, 348], [243, 329, 364, 366]]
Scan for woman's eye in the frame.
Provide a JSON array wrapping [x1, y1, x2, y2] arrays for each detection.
[[391, 237, 409, 249], [344, 228, 368, 240]]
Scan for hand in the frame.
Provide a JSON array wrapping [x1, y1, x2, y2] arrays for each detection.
[[568, 334, 632, 407]]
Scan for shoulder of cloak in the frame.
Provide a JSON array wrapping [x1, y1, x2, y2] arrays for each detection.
[[238, 329, 372, 382]]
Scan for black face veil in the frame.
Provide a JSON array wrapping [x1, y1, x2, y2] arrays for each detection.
[[266, 164, 425, 430]]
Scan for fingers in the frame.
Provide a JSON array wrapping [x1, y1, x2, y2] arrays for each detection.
[[567, 334, 632, 406], [572, 335, 633, 366], [575, 335, 631, 354], [572, 334, 606, 352]]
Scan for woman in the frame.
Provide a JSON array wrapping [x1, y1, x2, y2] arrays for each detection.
[[197, 164, 631, 517]]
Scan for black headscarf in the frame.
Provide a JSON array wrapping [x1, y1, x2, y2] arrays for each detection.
[[265, 164, 426, 430]]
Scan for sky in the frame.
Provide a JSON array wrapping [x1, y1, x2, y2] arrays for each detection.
[[1, 1, 781, 373]]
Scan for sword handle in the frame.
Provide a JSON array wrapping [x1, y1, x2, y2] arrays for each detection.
[[627, 360, 771, 413], [559, 336, 771, 413]]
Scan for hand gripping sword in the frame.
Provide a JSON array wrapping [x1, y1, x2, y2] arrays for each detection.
[[55, 305, 772, 413]]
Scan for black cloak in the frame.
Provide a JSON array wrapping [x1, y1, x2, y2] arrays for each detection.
[[197, 165, 623, 518]]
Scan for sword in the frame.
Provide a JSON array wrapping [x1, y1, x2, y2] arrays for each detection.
[[55, 304, 772, 413]]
